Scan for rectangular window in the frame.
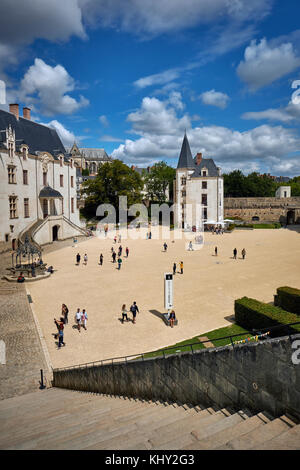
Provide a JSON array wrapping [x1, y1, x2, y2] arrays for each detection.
[[60, 175, 64, 187], [181, 177, 186, 185], [43, 172, 47, 186], [203, 208, 207, 219], [202, 170, 207, 177], [182, 190, 186, 197], [8, 166, 16, 184], [71, 197, 74, 213], [202, 181, 207, 189], [22, 148, 27, 160], [9, 196, 18, 219], [71, 175, 74, 187], [201, 194, 207, 205], [24, 198, 29, 218], [23, 170, 28, 185]]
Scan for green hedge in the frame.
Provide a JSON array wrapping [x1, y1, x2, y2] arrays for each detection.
[[277, 286, 300, 315], [235, 296, 300, 337]]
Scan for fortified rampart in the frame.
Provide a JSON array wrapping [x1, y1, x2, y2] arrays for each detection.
[[53, 334, 300, 420], [224, 197, 300, 224]]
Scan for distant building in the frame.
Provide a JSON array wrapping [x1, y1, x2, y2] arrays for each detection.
[[174, 133, 224, 229], [0, 104, 85, 251], [275, 186, 291, 198], [68, 143, 112, 207]]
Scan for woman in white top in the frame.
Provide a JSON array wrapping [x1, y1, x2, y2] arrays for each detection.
[[75, 308, 81, 332]]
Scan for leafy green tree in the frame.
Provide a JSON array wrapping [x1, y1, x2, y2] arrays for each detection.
[[223, 170, 246, 197], [81, 160, 144, 220], [144, 161, 176, 202]]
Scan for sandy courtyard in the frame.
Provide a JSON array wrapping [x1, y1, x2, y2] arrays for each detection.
[[27, 227, 300, 369]]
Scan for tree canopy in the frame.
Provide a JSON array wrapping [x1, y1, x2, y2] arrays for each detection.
[[143, 161, 175, 202], [81, 159, 144, 220], [223, 170, 298, 197]]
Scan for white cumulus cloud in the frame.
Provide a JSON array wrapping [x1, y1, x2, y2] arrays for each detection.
[[237, 38, 300, 90], [18, 58, 89, 116], [200, 89, 230, 109]]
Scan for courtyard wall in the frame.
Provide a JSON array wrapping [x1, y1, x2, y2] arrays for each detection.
[[224, 197, 300, 223], [53, 334, 300, 419]]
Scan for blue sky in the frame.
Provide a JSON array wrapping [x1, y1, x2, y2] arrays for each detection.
[[1, 0, 300, 175]]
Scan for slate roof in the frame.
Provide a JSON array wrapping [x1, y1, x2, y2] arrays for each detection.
[[39, 186, 63, 198], [191, 158, 219, 177], [79, 148, 111, 161], [0, 109, 66, 158], [177, 133, 195, 169]]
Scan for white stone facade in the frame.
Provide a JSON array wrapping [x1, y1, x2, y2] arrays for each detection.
[[0, 123, 83, 250], [174, 134, 224, 229]]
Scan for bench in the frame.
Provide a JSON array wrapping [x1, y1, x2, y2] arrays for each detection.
[[163, 313, 178, 327]]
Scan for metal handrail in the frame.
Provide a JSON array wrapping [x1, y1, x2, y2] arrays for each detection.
[[53, 320, 300, 372]]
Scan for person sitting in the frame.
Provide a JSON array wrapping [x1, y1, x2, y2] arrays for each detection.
[[168, 310, 176, 328], [17, 272, 25, 283], [47, 265, 54, 273]]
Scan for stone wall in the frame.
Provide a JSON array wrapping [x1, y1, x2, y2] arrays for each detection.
[[224, 197, 300, 223], [53, 334, 300, 419]]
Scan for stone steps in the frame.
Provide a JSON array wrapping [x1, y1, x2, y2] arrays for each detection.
[[0, 388, 299, 450]]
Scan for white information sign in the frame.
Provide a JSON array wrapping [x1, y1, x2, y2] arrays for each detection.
[[164, 273, 173, 310]]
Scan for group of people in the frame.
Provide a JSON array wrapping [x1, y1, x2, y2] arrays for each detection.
[[53, 304, 69, 348], [213, 247, 246, 259], [173, 261, 184, 275], [111, 245, 129, 269], [233, 248, 246, 260], [76, 253, 88, 265], [212, 226, 224, 235], [74, 308, 88, 332], [121, 302, 139, 324]]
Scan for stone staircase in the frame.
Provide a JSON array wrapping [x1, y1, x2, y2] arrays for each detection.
[[0, 387, 299, 450]]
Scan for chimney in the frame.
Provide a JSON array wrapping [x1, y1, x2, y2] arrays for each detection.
[[196, 152, 202, 165], [9, 103, 19, 120], [23, 107, 31, 120]]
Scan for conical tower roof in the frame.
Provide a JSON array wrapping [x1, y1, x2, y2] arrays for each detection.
[[177, 132, 195, 169]]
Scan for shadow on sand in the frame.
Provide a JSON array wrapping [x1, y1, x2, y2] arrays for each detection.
[[149, 309, 168, 326]]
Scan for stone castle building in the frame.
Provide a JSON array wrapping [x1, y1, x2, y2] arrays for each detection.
[[174, 133, 224, 229], [0, 104, 86, 251]]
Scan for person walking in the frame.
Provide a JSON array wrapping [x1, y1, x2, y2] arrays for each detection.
[[75, 308, 81, 332], [180, 261, 183, 274], [215, 246, 218, 257], [84, 253, 88, 265], [126, 247, 129, 258], [121, 304, 129, 323], [188, 241, 193, 251], [62, 304, 69, 325], [118, 234, 122, 243], [54, 318, 65, 348], [233, 248, 237, 259], [112, 251, 116, 263], [119, 245, 122, 256], [100, 253, 103, 265], [81, 309, 88, 330], [163, 242, 168, 252], [173, 262, 176, 275], [130, 301, 139, 324], [117, 257, 122, 270], [114, 235, 117, 244], [76, 253, 80, 265], [241, 248, 246, 260]]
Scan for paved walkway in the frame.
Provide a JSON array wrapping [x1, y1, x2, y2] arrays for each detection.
[[0, 252, 48, 400], [26, 227, 300, 369]]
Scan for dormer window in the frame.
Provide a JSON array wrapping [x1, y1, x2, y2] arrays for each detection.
[[60, 156, 63, 167], [70, 158, 73, 168], [202, 169, 207, 177], [22, 147, 28, 160]]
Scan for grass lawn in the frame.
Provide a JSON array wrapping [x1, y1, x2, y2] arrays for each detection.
[[140, 323, 251, 359]]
